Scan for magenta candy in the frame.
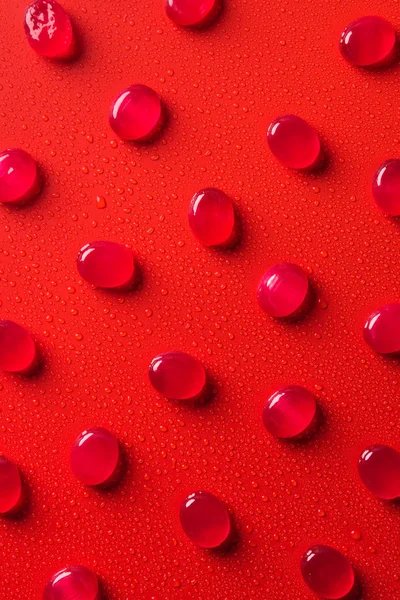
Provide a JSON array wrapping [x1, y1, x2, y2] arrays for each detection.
[[0, 457, 22, 515], [43, 566, 100, 600], [180, 491, 230, 548], [77, 241, 136, 289], [257, 262, 309, 318], [0, 149, 40, 205], [0, 320, 37, 373], [109, 85, 164, 142], [359, 445, 400, 500], [364, 303, 400, 354], [24, 0, 75, 59], [340, 16, 396, 67], [70, 428, 121, 487], [372, 159, 400, 215], [267, 115, 321, 169], [263, 386, 317, 439], [165, 0, 220, 28], [149, 351, 206, 400], [301, 545, 355, 599], [188, 188, 235, 247]]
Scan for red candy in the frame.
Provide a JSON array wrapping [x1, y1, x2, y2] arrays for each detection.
[[165, 0, 220, 28], [0, 149, 40, 205], [372, 159, 400, 215], [0, 320, 36, 373], [263, 386, 317, 439], [267, 115, 321, 169], [24, 0, 75, 59], [0, 457, 22, 515], [188, 188, 235, 247], [109, 85, 164, 142], [364, 303, 400, 354], [358, 445, 400, 500], [257, 262, 309, 318], [301, 545, 355, 599], [340, 16, 396, 67], [180, 491, 231, 548], [149, 351, 206, 400], [70, 428, 121, 487], [43, 566, 100, 600], [77, 241, 136, 289]]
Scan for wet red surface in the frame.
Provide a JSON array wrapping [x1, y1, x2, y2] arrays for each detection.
[[1, 0, 400, 598]]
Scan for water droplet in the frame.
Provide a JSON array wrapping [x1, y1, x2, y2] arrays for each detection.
[[300, 545, 355, 599], [340, 16, 396, 67], [24, 1, 75, 59], [188, 188, 236, 247], [359, 444, 400, 500], [149, 351, 206, 400], [77, 241, 136, 290], [0, 149, 40, 205], [262, 386, 318, 439], [109, 85, 165, 142], [0, 320, 37, 373], [180, 491, 230, 548], [257, 262, 310, 318], [267, 115, 321, 170]]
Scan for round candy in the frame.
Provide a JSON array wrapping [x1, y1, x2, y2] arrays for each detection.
[[262, 386, 317, 439], [109, 85, 164, 142], [340, 16, 396, 67], [358, 444, 400, 500], [363, 303, 400, 354], [24, 0, 75, 59], [0, 149, 39, 205], [180, 491, 230, 548], [0, 457, 22, 515], [0, 320, 37, 373], [188, 188, 235, 247], [149, 351, 206, 400], [257, 262, 309, 318], [372, 159, 400, 215], [300, 545, 355, 599], [77, 241, 136, 289], [70, 428, 121, 487], [267, 115, 321, 169], [43, 566, 100, 600], [165, 0, 220, 28]]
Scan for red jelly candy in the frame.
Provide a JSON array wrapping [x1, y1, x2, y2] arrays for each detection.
[[0, 457, 22, 515], [363, 303, 400, 354], [180, 491, 231, 548], [43, 566, 100, 600], [77, 241, 136, 289], [267, 115, 321, 169], [0, 320, 36, 373], [70, 428, 121, 487], [372, 159, 400, 215], [358, 444, 400, 500], [257, 262, 309, 318], [301, 545, 355, 599], [340, 16, 396, 67], [165, 0, 220, 28], [149, 351, 206, 400], [0, 149, 40, 205], [188, 188, 235, 247], [24, 0, 75, 59], [109, 85, 164, 142], [263, 386, 317, 439]]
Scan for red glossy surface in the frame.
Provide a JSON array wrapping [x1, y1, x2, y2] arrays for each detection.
[[363, 303, 400, 354], [263, 385, 317, 439], [70, 428, 120, 487], [149, 351, 206, 400], [0, 320, 36, 373], [267, 115, 321, 169], [24, 1, 74, 59], [358, 445, 400, 500], [0, 457, 22, 515], [109, 85, 164, 142], [300, 545, 355, 599], [0, 148, 39, 205], [180, 491, 230, 548], [257, 262, 309, 318], [165, 0, 220, 28], [372, 159, 400, 216], [77, 241, 135, 289], [188, 187, 235, 247], [43, 566, 99, 600], [340, 16, 396, 67]]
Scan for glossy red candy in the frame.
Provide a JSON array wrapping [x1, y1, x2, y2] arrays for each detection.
[[188, 188, 235, 247], [372, 159, 400, 215], [363, 303, 400, 354], [24, 0, 75, 59], [0, 149, 40, 205], [267, 115, 321, 169], [300, 545, 355, 599], [358, 445, 400, 500], [263, 386, 317, 439], [165, 0, 220, 28], [70, 428, 121, 487], [0, 320, 37, 373], [77, 241, 136, 289], [109, 85, 164, 142], [0, 457, 22, 515], [257, 262, 309, 318], [340, 16, 396, 67], [149, 351, 206, 400], [43, 566, 100, 600], [180, 491, 230, 548]]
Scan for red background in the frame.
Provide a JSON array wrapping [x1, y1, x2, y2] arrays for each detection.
[[0, 0, 399, 598]]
